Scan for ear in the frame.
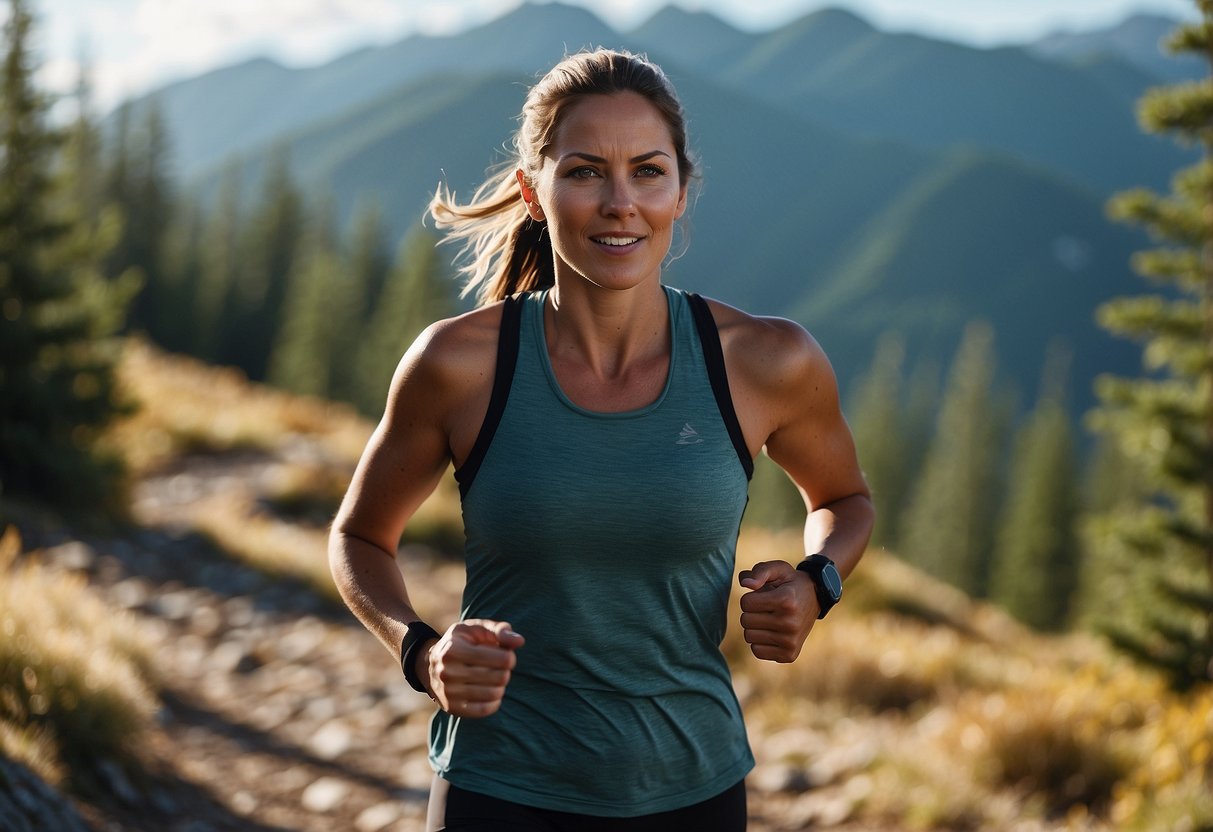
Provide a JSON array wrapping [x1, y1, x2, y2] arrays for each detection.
[[674, 183, 688, 220], [516, 169, 545, 221]]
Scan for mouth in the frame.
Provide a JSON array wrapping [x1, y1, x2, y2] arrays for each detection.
[[591, 234, 644, 248]]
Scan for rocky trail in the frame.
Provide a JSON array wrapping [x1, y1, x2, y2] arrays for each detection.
[[10, 445, 883, 832]]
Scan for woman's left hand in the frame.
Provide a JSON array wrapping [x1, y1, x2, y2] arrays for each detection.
[[738, 560, 818, 663]]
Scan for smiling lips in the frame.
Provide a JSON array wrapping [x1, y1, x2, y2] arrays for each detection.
[[592, 234, 644, 247]]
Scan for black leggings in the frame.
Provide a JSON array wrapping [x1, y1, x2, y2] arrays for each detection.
[[426, 775, 747, 832]]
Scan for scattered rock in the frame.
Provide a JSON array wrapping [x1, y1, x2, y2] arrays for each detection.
[[308, 719, 353, 761], [97, 759, 141, 806], [47, 541, 96, 572], [301, 776, 350, 813], [355, 800, 402, 832], [750, 762, 811, 794], [231, 791, 258, 815], [0, 758, 90, 832]]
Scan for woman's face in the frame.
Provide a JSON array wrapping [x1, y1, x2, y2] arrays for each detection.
[[519, 91, 688, 293]]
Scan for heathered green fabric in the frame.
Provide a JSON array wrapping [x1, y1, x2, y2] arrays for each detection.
[[429, 286, 754, 816]]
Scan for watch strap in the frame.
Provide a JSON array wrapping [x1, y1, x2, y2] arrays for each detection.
[[400, 621, 440, 696], [796, 554, 841, 619]]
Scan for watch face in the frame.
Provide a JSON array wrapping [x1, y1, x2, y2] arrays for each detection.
[[822, 563, 843, 599]]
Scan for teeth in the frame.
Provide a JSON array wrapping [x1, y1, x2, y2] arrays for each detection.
[[594, 236, 639, 246]]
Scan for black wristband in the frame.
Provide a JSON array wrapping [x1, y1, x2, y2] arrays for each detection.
[[400, 621, 440, 696]]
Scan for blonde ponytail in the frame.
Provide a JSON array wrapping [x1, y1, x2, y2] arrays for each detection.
[[428, 166, 554, 305]]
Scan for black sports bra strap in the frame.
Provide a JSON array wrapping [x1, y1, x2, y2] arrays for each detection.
[[455, 294, 524, 499], [687, 293, 754, 481]]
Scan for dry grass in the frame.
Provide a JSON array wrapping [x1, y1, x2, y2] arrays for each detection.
[[0, 527, 157, 790], [729, 529, 1213, 830], [104, 338, 372, 476], [185, 490, 339, 600]]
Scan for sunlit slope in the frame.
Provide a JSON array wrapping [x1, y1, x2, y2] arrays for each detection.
[[795, 149, 1144, 407]]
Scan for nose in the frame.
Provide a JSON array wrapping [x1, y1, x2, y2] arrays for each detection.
[[602, 177, 637, 218]]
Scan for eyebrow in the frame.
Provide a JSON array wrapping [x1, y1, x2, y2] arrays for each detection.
[[559, 150, 672, 164]]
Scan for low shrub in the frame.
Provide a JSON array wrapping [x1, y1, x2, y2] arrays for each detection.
[[0, 527, 157, 790]]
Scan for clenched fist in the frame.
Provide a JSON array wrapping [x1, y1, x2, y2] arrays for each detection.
[[738, 561, 818, 663], [422, 619, 525, 718]]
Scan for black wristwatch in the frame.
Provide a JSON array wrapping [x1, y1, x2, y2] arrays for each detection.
[[796, 554, 843, 619]]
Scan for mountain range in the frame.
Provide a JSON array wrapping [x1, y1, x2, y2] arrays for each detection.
[[117, 3, 1196, 413]]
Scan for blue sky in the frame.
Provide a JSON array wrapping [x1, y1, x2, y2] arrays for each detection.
[[25, 0, 1196, 110]]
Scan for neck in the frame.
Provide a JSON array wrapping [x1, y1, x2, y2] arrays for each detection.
[[546, 279, 669, 380]]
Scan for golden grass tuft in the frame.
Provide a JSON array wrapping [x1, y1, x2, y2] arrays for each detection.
[[183, 491, 339, 600], [103, 338, 372, 475], [0, 527, 157, 788]]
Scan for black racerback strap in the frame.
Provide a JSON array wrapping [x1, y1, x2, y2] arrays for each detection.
[[455, 294, 524, 500], [687, 293, 754, 480]]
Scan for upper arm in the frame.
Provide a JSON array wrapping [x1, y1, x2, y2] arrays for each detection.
[[721, 308, 869, 512], [332, 320, 474, 557]]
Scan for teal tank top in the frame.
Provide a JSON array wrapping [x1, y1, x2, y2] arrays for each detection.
[[430, 286, 755, 816]]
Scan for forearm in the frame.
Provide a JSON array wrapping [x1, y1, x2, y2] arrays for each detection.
[[803, 492, 874, 579], [328, 529, 428, 661]]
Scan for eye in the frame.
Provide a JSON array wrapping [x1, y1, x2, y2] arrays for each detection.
[[567, 166, 600, 179], [636, 164, 667, 178]]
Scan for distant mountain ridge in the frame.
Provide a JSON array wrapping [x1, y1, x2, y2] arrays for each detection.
[[115, 2, 1190, 412], [1031, 12, 1205, 83]]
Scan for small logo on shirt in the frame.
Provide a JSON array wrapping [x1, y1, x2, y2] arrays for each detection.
[[676, 423, 705, 445]]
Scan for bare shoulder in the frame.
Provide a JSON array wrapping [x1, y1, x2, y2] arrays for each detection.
[[383, 304, 507, 448], [388, 303, 502, 400], [702, 297, 835, 399]]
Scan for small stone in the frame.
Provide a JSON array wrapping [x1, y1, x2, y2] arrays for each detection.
[[110, 578, 150, 610], [301, 777, 349, 813], [97, 759, 141, 806], [301, 696, 337, 722], [208, 640, 260, 674], [151, 590, 194, 621], [49, 541, 96, 571], [750, 762, 810, 794], [355, 801, 402, 832], [231, 791, 258, 815], [309, 720, 353, 761], [188, 605, 222, 637]]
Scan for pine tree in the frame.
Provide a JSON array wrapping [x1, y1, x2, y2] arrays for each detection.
[[847, 334, 911, 548], [1075, 435, 1152, 630], [348, 200, 391, 322], [1087, 3, 1213, 689], [226, 150, 303, 379], [156, 198, 204, 355], [192, 163, 243, 362], [899, 322, 1006, 596], [0, 0, 135, 509], [352, 226, 455, 415], [125, 100, 173, 338], [62, 59, 105, 221], [989, 346, 1080, 630], [267, 205, 344, 398]]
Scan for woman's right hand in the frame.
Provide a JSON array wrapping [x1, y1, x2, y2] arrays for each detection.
[[424, 619, 525, 718]]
